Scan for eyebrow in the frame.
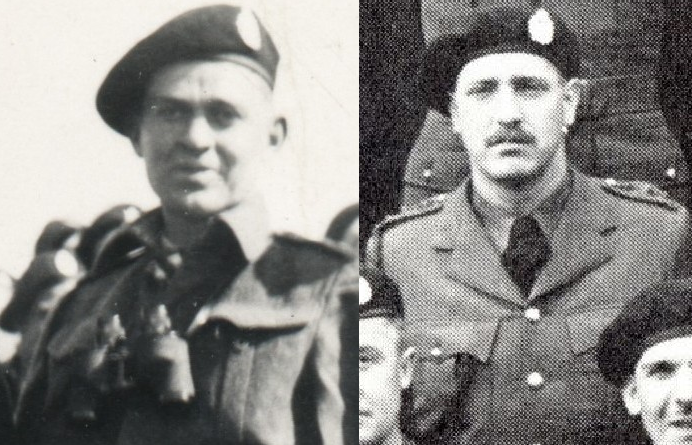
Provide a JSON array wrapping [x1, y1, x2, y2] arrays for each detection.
[[464, 75, 551, 88]]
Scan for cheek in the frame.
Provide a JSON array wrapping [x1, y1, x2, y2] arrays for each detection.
[[639, 383, 670, 416]]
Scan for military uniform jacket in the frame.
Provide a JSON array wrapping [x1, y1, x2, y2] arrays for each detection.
[[16, 209, 353, 445], [368, 171, 692, 445]]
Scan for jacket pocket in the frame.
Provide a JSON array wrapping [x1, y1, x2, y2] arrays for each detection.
[[405, 320, 500, 440]]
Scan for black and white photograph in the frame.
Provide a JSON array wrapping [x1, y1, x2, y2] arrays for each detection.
[[360, 1, 692, 444], [0, 1, 358, 444]]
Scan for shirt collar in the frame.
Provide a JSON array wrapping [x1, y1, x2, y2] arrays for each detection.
[[470, 170, 573, 248], [130, 200, 272, 263]]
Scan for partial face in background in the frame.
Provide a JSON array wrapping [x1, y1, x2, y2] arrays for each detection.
[[359, 317, 413, 445], [450, 53, 580, 185], [133, 60, 285, 218], [622, 336, 692, 445]]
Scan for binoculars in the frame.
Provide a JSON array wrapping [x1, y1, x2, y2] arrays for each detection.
[[137, 304, 196, 404], [67, 305, 196, 423]]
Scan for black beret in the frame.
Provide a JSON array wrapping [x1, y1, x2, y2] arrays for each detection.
[[597, 279, 692, 388], [422, 7, 580, 116], [359, 271, 403, 320], [96, 5, 280, 136]]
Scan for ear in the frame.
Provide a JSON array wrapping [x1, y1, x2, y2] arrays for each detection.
[[400, 346, 416, 390], [621, 376, 642, 416], [269, 116, 287, 149], [562, 78, 583, 128]]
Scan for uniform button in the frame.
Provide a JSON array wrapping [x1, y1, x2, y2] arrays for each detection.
[[524, 307, 541, 321], [422, 168, 432, 180], [666, 167, 677, 179], [526, 372, 544, 388], [430, 347, 443, 357]]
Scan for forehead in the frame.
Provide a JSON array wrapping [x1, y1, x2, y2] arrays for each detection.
[[359, 318, 400, 349], [146, 60, 272, 102], [638, 336, 692, 366], [455, 52, 563, 85]]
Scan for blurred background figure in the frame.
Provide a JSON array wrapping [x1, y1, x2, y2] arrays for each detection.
[[360, 0, 426, 247], [325, 203, 359, 445], [0, 205, 141, 381]]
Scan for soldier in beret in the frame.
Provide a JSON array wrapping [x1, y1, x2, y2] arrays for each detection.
[[598, 280, 692, 445], [359, 272, 415, 445], [14, 5, 353, 445], [366, 6, 692, 445]]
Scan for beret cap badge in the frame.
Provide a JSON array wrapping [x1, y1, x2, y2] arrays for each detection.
[[528, 8, 554, 46], [359, 276, 373, 305], [236, 8, 262, 51]]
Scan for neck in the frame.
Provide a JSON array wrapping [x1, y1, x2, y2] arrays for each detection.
[[471, 150, 568, 215], [161, 208, 214, 249]]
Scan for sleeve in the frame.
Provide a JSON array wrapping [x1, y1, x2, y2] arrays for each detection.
[[667, 207, 692, 279], [311, 264, 357, 445]]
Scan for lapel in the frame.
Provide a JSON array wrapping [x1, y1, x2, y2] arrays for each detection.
[[432, 181, 525, 306], [529, 171, 617, 300]]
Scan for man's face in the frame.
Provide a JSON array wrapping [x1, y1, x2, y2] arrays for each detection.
[[622, 336, 692, 445], [450, 53, 579, 185], [134, 60, 283, 218], [359, 318, 412, 445]]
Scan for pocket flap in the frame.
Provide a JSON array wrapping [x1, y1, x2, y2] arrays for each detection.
[[414, 319, 500, 363], [566, 308, 622, 355]]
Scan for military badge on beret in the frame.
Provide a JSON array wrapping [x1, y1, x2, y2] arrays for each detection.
[[236, 8, 262, 51], [528, 8, 554, 46]]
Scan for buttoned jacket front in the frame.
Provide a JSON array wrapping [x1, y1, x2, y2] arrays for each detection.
[[369, 171, 692, 445]]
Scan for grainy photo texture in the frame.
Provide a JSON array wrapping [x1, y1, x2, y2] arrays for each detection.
[[360, 1, 692, 444], [0, 1, 358, 444]]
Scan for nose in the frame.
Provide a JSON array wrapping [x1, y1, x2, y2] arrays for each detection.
[[180, 115, 214, 151], [494, 86, 522, 127], [673, 368, 692, 408]]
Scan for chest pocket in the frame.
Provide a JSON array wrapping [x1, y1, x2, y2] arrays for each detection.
[[405, 320, 500, 439]]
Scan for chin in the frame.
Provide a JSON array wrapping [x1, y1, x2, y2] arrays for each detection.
[[166, 192, 237, 218]]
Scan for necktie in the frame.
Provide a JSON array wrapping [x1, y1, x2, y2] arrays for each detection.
[[501, 215, 552, 298]]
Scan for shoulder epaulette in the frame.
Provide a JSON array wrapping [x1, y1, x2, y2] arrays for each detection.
[[601, 178, 681, 211], [377, 194, 446, 234], [273, 233, 353, 261]]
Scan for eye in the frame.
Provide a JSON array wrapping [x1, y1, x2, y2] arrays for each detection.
[[359, 346, 384, 368], [647, 361, 677, 379], [513, 78, 549, 96], [148, 102, 189, 123], [206, 103, 240, 128], [466, 82, 495, 97]]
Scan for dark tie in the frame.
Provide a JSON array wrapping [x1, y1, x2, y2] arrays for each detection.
[[501, 215, 552, 298]]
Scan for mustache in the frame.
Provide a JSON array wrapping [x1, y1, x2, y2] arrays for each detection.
[[486, 130, 535, 147]]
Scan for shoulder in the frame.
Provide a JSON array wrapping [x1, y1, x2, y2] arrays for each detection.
[[594, 176, 689, 226], [254, 233, 353, 289], [377, 193, 446, 237], [598, 177, 684, 212]]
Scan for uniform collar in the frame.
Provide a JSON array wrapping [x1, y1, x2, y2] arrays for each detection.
[[470, 170, 573, 249], [129, 200, 272, 263]]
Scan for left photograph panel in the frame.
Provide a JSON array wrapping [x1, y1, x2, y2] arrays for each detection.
[[0, 1, 358, 444]]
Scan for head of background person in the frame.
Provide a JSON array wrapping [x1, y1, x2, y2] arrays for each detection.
[[96, 5, 287, 221], [359, 271, 414, 445], [422, 6, 582, 192], [598, 280, 692, 445]]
